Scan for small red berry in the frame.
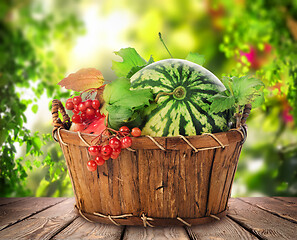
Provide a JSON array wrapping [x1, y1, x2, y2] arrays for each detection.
[[95, 156, 105, 166], [110, 147, 121, 159], [119, 126, 130, 136], [72, 114, 82, 123], [95, 109, 101, 118], [131, 127, 142, 137], [73, 96, 82, 105], [78, 102, 87, 112], [66, 98, 73, 103], [92, 99, 100, 109], [85, 99, 92, 108], [121, 136, 132, 148], [102, 155, 110, 161], [109, 137, 121, 149], [81, 112, 87, 121], [65, 101, 74, 110], [87, 160, 97, 171], [86, 108, 95, 118], [101, 145, 113, 156], [88, 145, 101, 156]]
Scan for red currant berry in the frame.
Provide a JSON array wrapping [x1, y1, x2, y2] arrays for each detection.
[[81, 112, 87, 121], [119, 126, 130, 136], [92, 99, 100, 109], [86, 108, 95, 119], [72, 109, 79, 114], [111, 153, 120, 160], [95, 156, 105, 166], [109, 137, 121, 149], [73, 96, 82, 105], [95, 109, 101, 117], [102, 155, 110, 161], [101, 145, 113, 156], [87, 160, 97, 171], [111, 148, 121, 159], [121, 136, 132, 148], [88, 145, 101, 156], [78, 102, 87, 112], [65, 101, 74, 110], [131, 127, 142, 137], [85, 99, 92, 108], [66, 98, 73, 103], [72, 114, 82, 123]]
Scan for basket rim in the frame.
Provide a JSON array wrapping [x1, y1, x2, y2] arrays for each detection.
[[56, 127, 245, 151]]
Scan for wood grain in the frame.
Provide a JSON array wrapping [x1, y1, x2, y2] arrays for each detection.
[[187, 216, 258, 240], [58, 129, 244, 225], [123, 226, 189, 240], [0, 197, 66, 231], [274, 197, 297, 205], [0, 198, 24, 207], [228, 198, 297, 239], [59, 128, 242, 150], [0, 198, 77, 240], [52, 217, 124, 240], [240, 197, 297, 223]]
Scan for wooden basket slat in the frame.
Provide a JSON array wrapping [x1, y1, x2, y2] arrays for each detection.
[[57, 129, 244, 226], [219, 143, 243, 213], [58, 129, 242, 150], [206, 142, 237, 215]]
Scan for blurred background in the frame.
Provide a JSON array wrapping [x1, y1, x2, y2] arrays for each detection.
[[0, 0, 296, 197]]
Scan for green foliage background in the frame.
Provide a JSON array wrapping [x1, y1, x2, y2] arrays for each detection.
[[1, 0, 296, 197]]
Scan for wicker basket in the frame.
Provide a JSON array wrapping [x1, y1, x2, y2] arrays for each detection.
[[52, 99, 250, 227]]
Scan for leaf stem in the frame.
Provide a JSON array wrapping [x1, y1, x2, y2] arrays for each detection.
[[159, 32, 173, 58]]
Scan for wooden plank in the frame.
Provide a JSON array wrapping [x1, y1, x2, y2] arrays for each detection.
[[240, 197, 297, 223], [123, 226, 190, 240], [187, 216, 257, 240], [0, 197, 66, 230], [52, 217, 124, 240], [227, 198, 297, 239], [0, 198, 77, 240], [0, 198, 24, 207], [273, 197, 297, 205]]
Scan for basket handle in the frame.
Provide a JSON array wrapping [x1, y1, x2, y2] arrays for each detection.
[[241, 104, 252, 126], [52, 99, 71, 142]]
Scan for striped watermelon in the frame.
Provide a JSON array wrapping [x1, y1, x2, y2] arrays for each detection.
[[130, 59, 229, 137]]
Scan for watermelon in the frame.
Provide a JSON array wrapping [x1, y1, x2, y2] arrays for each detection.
[[130, 59, 230, 137], [70, 116, 107, 135]]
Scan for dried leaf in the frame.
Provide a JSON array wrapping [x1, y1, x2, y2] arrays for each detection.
[[58, 68, 104, 92]]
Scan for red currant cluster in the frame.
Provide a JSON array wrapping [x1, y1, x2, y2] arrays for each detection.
[[65, 96, 102, 123], [86, 126, 142, 171]]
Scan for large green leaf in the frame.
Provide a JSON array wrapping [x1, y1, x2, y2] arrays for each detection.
[[112, 48, 148, 77]]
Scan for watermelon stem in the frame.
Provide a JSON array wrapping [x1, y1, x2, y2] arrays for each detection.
[[155, 91, 174, 102], [158, 32, 174, 58]]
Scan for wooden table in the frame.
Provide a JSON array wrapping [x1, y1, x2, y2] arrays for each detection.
[[0, 197, 296, 239]]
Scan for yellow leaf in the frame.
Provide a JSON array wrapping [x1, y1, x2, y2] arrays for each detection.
[[58, 68, 104, 92]]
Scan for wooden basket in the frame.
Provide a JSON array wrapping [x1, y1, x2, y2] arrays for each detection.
[[52, 99, 250, 227]]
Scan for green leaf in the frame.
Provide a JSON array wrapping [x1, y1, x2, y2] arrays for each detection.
[[111, 48, 154, 78], [112, 48, 148, 77], [31, 104, 38, 114], [252, 91, 265, 108], [127, 55, 154, 78], [103, 78, 153, 110], [106, 105, 143, 130], [209, 94, 236, 113], [232, 76, 265, 105], [185, 52, 205, 65]]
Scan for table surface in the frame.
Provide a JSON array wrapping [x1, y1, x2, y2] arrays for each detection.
[[0, 197, 296, 240]]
